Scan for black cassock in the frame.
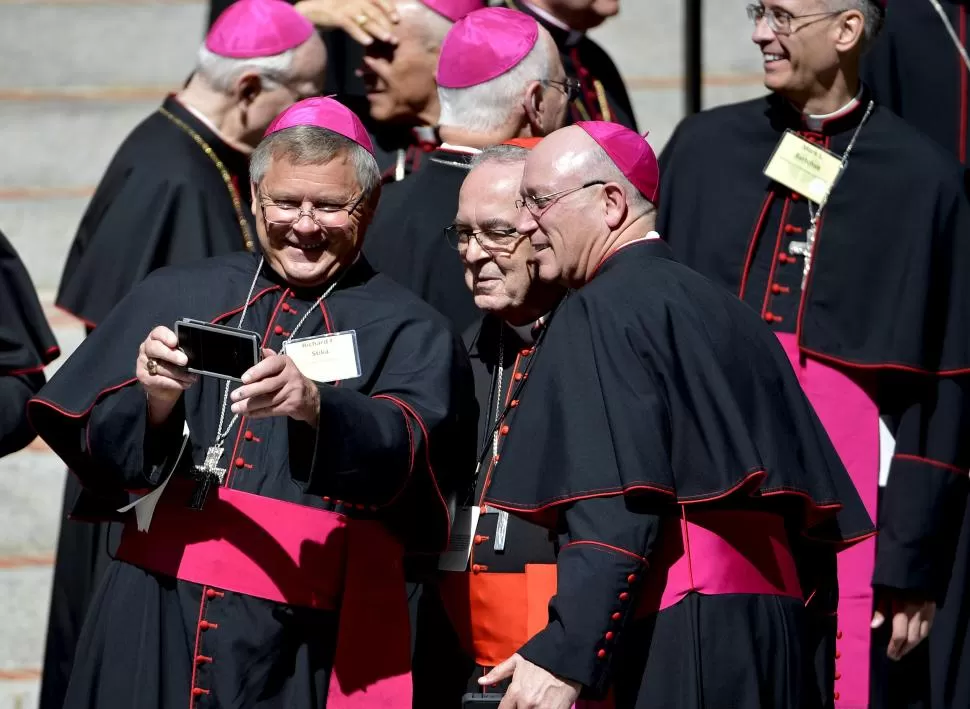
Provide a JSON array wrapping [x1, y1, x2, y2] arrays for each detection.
[[0, 229, 59, 457], [483, 239, 875, 708], [363, 147, 479, 332], [41, 94, 256, 709], [506, 0, 637, 130], [412, 314, 558, 706], [658, 91, 970, 708], [864, 0, 970, 165], [29, 252, 476, 709]]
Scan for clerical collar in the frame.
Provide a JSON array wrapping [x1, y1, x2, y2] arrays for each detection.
[[521, 1, 584, 46], [800, 86, 864, 133]]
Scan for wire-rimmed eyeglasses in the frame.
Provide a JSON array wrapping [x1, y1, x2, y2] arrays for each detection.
[[541, 77, 583, 102], [445, 225, 530, 257], [515, 181, 605, 215], [745, 3, 847, 36], [259, 191, 367, 229]]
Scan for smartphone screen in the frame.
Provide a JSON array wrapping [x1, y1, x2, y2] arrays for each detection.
[[177, 322, 259, 381]]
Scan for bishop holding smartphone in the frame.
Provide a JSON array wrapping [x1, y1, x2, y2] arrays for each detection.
[[26, 97, 477, 709]]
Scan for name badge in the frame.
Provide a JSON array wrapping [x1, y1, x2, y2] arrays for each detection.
[[438, 505, 481, 572], [763, 130, 842, 203], [281, 331, 362, 383]]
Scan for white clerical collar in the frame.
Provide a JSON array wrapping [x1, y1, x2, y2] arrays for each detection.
[[522, 1, 585, 46], [439, 142, 481, 155], [802, 87, 863, 132]]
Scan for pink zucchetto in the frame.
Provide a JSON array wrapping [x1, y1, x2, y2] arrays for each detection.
[[265, 97, 375, 156], [206, 0, 314, 59], [420, 0, 485, 22], [576, 121, 660, 203], [436, 8, 539, 89]]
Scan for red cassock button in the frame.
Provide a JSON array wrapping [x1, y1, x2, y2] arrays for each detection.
[[611, 612, 621, 621], [205, 588, 220, 599], [835, 651, 841, 659], [836, 630, 843, 639], [605, 631, 614, 641], [835, 672, 841, 680], [510, 399, 519, 408], [627, 574, 637, 584], [244, 430, 254, 441], [513, 372, 523, 381], [784, 224, 801, 234], [274, 325, 284, 335], [192, 687, 207, 696], [596, 649, 607, 659], [834, 692, 840, 700], [618, 592, 630, 601], [235, 457, 245, 468], [500, 425, 510, 435], [791, 192, 801, 201]]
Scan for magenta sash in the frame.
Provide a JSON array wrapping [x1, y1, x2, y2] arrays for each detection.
[[117, 479, 411, 709], [777, 333, 880, 708]]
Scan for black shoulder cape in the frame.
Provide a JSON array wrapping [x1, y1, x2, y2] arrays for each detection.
[[658, 90, 970, 375], [0, 229, 59, 375], [484, 240, 874, 545], [56, 95, 255, 329]]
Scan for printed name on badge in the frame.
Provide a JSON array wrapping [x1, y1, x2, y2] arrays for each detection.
[[763, 130, 842, 203], [281, 330, 362, 383]]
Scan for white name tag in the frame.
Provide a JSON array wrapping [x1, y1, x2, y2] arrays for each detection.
[[438, 505, 480, 572], [281, 331, 362, 383], [763, 130, 842, 203]]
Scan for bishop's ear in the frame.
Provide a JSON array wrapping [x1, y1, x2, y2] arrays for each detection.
[[602, 182, 628, 230], [523, 82, 545, 136], [833, 8, 866, 54], [235, 72, 264, 106]]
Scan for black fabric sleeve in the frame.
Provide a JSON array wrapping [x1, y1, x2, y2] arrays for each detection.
[[288, 387, 414, 503], [873, 375, 970, 601], [0, 373, 43, 457], [518, 495, 661, 695]]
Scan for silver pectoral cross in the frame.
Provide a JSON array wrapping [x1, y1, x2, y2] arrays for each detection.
[[188, 445, 227, 510], [787, 224, 816, 289]]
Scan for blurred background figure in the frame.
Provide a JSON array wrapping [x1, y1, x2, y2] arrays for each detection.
[[504, 0, 638, 129], [38, 3, 324, 708]]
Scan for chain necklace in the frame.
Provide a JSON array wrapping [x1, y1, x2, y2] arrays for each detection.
[[158, 106, 255, 252], [789, 100, 875, 288]]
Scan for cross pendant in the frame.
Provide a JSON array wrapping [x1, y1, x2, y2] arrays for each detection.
[[188, 445, 227, 510], [787, 225, 816, 289]]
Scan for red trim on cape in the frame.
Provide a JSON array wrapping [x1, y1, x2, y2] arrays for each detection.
[[960, 5, 968, 164], [796, 344, 970, 377], [210, 285, 282, 326], [738, 192, 775, 300], [893, 453, 968, 476], [55, 303, 98, 331], [561, 540, 649, 565]]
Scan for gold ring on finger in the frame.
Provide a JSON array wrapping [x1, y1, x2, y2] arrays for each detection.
[[146, 358, 158, 376], [355, 12, 369, 25]]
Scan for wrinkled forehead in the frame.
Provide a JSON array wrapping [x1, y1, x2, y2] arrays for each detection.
[[457, 161, 526, 222]]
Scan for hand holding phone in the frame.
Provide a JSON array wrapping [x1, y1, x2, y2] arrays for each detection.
[[175, 318, 261, 383], [229, 348, 322, 425], [137, 325, 198, 425]]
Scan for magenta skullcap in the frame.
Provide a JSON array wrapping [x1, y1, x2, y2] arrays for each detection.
[[576, 121, 660, 203], [436, 7, 539, 89], [206, 0, 314, 59], [265, 97, 375, 155], [420, 0, 485, 22]]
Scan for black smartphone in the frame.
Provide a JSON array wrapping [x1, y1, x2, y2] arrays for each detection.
[[174, 318, 261, 382], [461, 693, 504, 708]]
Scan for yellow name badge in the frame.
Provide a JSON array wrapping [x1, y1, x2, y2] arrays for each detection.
[[763, 130, 842, 203]]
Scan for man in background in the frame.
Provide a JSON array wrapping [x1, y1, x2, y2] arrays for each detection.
[[40, 3, 325, 707], [364, 6, 568, 332], [506, 0, 637, 129]]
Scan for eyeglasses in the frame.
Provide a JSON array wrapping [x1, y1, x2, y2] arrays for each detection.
[[745, 3, 847, 36], [541, 77, 582, 102], [515, 181, 605, 215], [445, 225, 529, 257], [259, 191, 367, 229]]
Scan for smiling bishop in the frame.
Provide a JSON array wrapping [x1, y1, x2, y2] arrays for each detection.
[[27, 97, 477, 709], [657, 2, 970, 708]]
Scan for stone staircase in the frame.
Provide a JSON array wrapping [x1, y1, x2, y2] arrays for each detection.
[[0, 1, 764, 705]]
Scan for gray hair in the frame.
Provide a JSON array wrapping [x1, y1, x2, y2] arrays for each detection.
[[437, 29, 556, 132], [195, 43, 297, 92], [250, 126, 382, 197], [469, 143, 530, 169], [405, 0, 453, 49], [832, 0, 884, 52]]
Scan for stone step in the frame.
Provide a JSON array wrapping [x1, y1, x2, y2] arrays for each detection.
[[0, 677, 41, 709], [0, 2, 205, 91], [0, 567, 54, 672], [0, 451, 71, 560]]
